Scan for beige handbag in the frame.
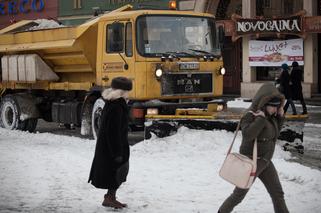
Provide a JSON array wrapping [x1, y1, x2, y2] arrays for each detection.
[[219, 122, 257, 189]]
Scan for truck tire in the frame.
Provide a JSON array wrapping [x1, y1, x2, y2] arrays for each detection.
[[0, 95, 27, 130], [91, 98, 105, 140]]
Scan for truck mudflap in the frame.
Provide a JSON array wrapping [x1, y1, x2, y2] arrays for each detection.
[[144, 113, 308, 154]]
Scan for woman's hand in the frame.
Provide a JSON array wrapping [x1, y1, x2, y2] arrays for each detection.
[[250, 110, 265, 117], [278, 107, 284, 116]]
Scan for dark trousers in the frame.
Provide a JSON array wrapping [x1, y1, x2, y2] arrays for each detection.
[[219, 160, 289, 213], [298, 97, 307, 114], [283, 99, 297, 115]]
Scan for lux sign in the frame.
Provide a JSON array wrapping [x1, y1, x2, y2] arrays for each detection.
[[0, 0, 45, 15]]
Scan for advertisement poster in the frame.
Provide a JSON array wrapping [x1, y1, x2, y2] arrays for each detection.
[[249, 39, 304, 67]]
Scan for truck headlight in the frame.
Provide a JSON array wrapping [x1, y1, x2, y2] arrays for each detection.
[[217, 104, 224, 111], [155, 68, 163, 79], [147, 108, 159, 115], [218, 67, 226, 75]]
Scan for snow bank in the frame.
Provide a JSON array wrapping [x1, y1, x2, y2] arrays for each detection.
[[0, 127, 321, 212]]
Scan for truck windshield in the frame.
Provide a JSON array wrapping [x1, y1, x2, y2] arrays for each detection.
[[136, 15, 221, 57]]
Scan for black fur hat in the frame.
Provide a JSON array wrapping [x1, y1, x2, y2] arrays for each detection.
[[111, 77, 132, 91]]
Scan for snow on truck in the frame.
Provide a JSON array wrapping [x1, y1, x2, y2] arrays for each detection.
[[0, 5, 307, 151]]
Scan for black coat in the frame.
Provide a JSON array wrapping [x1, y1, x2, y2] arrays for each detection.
[[88, 98, 130, 189], [279, 69, 292, 99], [290, 67, 303, 100]]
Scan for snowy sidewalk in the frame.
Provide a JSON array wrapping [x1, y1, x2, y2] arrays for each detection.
[[1, 127, 321, 213]]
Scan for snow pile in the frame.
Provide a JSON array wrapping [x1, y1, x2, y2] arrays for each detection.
[[227, 98, 251, 108], [0, 127, 321, 212], [27, 19, 65, 31]]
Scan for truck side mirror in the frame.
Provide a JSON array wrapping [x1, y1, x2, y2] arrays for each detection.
[[218, 26, 225, 44]]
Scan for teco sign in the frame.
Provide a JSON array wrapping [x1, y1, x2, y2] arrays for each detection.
[[0, 0, 45, 15]]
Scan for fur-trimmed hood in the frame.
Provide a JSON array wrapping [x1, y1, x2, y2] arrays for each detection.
[[249, 83, 285, 111], [102, 88, 128, 101]]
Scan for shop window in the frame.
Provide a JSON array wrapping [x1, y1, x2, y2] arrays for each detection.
[[263, 0, 271, 8], [257, 0, 303, 17], [256, 67, 281, 81], [73, 0, 82, 9], [106, 23, 124, 53], [215, 0, 242, 19], [125, 22, 133, 57], [284, 0, 293, 15]]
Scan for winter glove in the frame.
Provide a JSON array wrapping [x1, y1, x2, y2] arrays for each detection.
[[113, 156, 123, 164]]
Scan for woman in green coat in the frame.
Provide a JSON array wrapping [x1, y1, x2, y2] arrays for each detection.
[[218, 83, 289, 213]]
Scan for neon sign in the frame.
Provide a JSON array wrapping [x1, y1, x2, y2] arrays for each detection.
[[0, 0, 45, 15]]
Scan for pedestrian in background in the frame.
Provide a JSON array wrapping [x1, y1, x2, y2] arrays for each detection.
[[218, 83, 289, 213], [291, 61, 307, 114], [88, 77, 132, 209], [279, 63, 297, 115]]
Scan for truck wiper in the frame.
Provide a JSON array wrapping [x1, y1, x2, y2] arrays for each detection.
[[166, 51, 198, 58], [188, 49, 221, 59]]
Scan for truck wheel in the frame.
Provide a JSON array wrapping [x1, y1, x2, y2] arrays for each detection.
[[91, 98, 105, 139], [0, 95, 26, 130]]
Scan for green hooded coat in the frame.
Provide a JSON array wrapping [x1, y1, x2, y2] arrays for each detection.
[[239, 83, 285, 161]]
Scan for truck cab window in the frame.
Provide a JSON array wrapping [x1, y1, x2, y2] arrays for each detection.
[[136, 15, 221, 57], [106, 23, 124, 53], [125, 22, 133, 57]]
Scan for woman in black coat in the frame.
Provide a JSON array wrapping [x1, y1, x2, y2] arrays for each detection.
[[279, 63, 297, 115], [88, 77, 132, 209]]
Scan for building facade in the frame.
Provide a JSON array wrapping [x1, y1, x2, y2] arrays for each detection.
[[0, 0, 58, 29], [186, 0, 320, 98], [58, 0, 173, 26]]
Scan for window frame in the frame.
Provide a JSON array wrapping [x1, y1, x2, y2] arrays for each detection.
[[125, 22, 133, 57], [106, 22, 125, 54], [73, 0, 82, 9]]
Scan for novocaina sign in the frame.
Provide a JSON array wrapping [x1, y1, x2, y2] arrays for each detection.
[[228, 11, 307, 41]]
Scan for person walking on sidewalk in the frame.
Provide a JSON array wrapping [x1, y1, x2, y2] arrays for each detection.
[[88, 77, 132, 209], [218, 83, 289, 213], [291, 61, 308, 114], [279, 63, 297, 115]]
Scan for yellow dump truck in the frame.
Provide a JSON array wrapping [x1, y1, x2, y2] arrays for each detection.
[[0, 5, 226, 138]]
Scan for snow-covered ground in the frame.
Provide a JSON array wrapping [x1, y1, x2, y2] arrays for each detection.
[[1, 125, 321, 213]]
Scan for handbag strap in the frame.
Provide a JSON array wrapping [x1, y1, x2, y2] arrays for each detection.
[[226, 118, 258, 171]]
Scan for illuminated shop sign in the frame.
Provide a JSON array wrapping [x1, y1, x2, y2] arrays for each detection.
[[0, 0, 45, 15], [236, 17, 301, 34], [226, 11, 306, 41]]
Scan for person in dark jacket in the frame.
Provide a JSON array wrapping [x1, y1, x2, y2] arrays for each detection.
[[291, 61, 307, 114], [279, 63, 297, 115], [88, 77, 132, 209], [218, 83, 289, 213]]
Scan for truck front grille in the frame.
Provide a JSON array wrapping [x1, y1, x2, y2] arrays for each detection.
[[161, 72, 213, 96]]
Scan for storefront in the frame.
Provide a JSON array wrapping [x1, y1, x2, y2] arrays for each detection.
[[236, 0, 319, 99], [0, 0, 58, 29], [185, 0, 320, 98]]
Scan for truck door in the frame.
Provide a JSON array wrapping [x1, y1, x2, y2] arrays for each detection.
[[101, 21, 134, 88]]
